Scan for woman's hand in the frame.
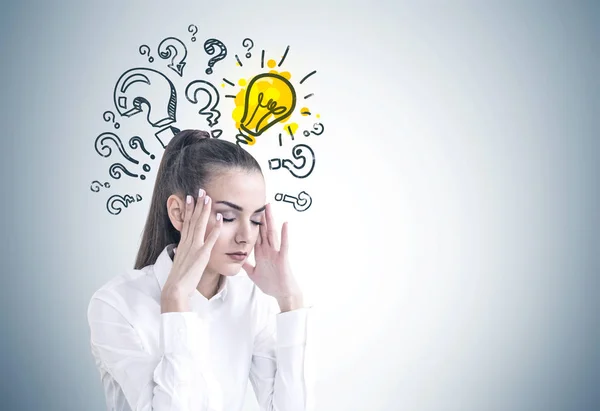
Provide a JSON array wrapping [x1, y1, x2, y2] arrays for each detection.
[[242, 203, 303, 306], [161, 189, 222, 309]]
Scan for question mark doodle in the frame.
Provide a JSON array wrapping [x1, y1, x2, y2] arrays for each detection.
[[188, 24, 198, 42], [106, 193, 143, 215], [274, 190, 312, 212], [138, 45, 154, 63], [268, 143, 315, 179], [114, 68, 176, 127], [185, 80, 222, 137], [303, 122, 325, 137], [94, 132, 151, 180], [204, 38, 228, 75], [103, 111, 120, 129], [109, 163, 151, 180], [90, 180, 111, 192], [114, 67, 179, 148], [242, 38, 254, 58], [95, 132, 139, 164], [129, 136, 155, 160], [158, 37, 188, 77]]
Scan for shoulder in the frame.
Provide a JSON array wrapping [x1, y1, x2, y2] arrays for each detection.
[[87, 265, 160, 321]]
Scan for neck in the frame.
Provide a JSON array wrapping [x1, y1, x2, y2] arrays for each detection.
[[197, 270, 221, 300]]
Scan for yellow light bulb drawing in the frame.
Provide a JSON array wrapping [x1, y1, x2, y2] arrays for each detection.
[[235, 73, 296, 145]]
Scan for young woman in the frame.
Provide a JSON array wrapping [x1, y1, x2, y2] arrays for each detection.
[[87, 129, 314, 411]]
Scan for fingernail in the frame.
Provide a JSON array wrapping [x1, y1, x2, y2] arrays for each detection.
[[204, 195, 210, 204], [198, 188, 205, 197], [216, 213, 222, 221], [186, 195, 192, 204]]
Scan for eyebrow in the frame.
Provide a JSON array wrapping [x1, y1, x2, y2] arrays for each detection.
[[216, 201, 266, 214]]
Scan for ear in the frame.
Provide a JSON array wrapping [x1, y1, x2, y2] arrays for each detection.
[[166, 194, 186, 232]]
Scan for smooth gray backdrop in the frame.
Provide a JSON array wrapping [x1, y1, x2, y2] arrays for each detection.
[[1, 1, 598, 411]]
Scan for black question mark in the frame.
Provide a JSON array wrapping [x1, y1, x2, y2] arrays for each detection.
[[90, 180, 111, 192], [113, 67, 179, 148], [103, 111, 120, 129], [106, 193, 143, 215], [139, 45, 154, 63], [274, 190, 312, 212], [242, 38, 254, 58], [188, 24, 198, 42], [204, 39, 227, 75], [129, 136, 155, 160], [94, 132, 138, 164], [185, 80, 221, 128], [303, 122, 325, 137], [268, 144, 315, 179], [109, 163, 151, 180], [157, 37, 188, 77]]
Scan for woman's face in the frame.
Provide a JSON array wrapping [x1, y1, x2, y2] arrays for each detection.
[[203, 168, 266, 276]]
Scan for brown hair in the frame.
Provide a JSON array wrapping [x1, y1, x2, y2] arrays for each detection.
[[133, 129, 262, 269]]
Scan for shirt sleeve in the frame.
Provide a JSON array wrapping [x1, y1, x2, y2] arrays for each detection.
[[249, 296, 316, 411], [87, 296, 220, 411]]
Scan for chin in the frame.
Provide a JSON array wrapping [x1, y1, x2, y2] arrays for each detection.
[[212, 262, 244, 276]]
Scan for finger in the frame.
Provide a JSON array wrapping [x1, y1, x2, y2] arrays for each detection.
[[190, 188, 207, 247], [266, 203, 279, 249], [202, 212, 222, 251], [259, 213, 267, 246], [252, 233, 263, 257], [195, 192, 212, 246], [280, 221, 289, 255], [180, 194, 194, 244]]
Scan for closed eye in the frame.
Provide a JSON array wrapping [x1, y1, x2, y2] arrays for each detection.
[[222, 217, 263, 226]]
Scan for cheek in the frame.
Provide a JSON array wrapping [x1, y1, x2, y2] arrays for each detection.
[[204, 221, 235, 249], [250, 226, 261, 244]]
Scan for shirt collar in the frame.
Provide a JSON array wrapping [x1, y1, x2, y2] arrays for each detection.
[[153, 243, 228, 302]]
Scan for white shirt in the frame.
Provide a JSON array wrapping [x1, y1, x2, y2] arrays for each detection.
[[87, 243, 315, 411]]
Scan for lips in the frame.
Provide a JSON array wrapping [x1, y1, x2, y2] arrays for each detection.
[[226, 252, 247, 262]]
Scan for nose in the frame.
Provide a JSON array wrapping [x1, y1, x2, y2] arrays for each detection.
[[235, 221, 252, 244]]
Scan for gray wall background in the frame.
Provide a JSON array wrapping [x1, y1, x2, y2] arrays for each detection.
[[1, 1, 598, 410]]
